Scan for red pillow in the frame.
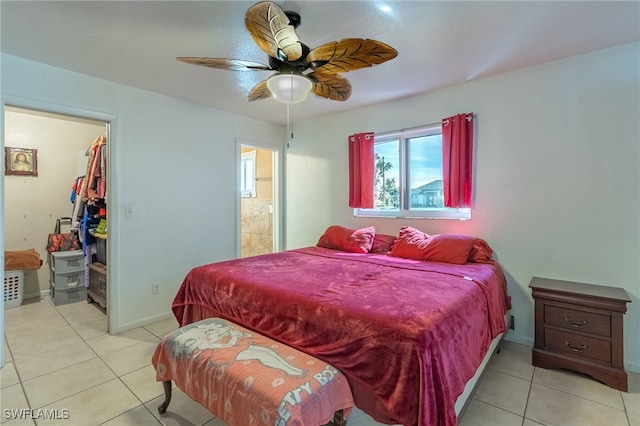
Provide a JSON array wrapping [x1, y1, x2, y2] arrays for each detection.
[[422, 234, 475, 264], [370, 234, 396, 254], [468, 238, 495, 263], [388, 226, 433, 260], [316, 225, 376, 254]]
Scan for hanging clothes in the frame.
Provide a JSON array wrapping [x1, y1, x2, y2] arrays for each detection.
[[84, 135, 107, 204], [72, 135, 107, 245], [71, 176, 86, 230]]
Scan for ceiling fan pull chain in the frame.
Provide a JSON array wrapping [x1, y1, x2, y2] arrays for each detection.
[[287, 103, 293, 147], [287, 104, 293, 140]]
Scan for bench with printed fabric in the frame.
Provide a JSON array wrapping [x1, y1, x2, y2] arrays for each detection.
[[152, 318, 354, 425]]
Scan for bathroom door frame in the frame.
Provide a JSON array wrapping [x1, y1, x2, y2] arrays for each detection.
[[236, 139, 283, 258]]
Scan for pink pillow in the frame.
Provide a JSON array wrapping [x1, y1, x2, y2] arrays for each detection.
[[468, 238, 495, 263], [388, 227, 433, 260], [370, 234, 396, 254], [317, 225, 376, 254], [422, 234, 475, 264]]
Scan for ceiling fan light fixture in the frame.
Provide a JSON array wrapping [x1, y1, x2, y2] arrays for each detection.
[[267, 73, 312, 103]]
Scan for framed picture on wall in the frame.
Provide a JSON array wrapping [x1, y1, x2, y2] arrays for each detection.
[[5, 147, 38, 176]]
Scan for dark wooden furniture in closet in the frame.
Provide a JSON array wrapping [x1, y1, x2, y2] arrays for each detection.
[[530, 276, 630, 391], [88, 262, 107, 309]]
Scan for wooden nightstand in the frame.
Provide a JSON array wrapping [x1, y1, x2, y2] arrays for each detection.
[[529, 276, 630, 391]]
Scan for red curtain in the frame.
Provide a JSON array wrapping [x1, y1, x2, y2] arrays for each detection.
[[348, 132, 375, 208], [442, 113, 474, 208]]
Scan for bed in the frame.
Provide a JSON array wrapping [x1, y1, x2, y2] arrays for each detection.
[[172, 228, 511, 426]]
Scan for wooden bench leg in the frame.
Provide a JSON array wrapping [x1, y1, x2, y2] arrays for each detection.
[[323, 409, 347, 426], [158, 380, 172, 414], [334, 409, 347, 426]]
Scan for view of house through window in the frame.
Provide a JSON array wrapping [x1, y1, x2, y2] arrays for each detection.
[[357, 123, 470, 220]]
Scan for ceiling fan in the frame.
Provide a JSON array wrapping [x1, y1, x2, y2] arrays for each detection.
[[177, 1, 398, 103]]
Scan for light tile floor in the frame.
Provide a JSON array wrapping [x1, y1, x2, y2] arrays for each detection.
[[1, 298, 638, 425]]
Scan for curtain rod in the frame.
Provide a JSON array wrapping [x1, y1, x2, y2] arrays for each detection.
[[375, 122, 440, 138], [375, 113, 474, 137]]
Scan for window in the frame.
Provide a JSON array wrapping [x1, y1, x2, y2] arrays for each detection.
[[355, 124, 470, 220], [241, 150, 256, 198]]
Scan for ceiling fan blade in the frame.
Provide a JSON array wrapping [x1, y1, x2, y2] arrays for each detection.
[[308, 72, 352, 101], [177, 57, 271, 71], [245, 1, 302, 62], [306, 38, 398, 74], [248, 80, 272, 102]]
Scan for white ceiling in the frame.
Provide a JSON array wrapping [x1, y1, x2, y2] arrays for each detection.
[[1, 1, 638, 126]]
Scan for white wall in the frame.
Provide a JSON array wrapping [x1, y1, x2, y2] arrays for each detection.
[[284, 42, 640, 372], [1, 43, 637, 373], [4, 108, 106, 297], [1, 53, 285, 334]]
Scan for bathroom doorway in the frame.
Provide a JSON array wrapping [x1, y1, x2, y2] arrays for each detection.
[[238, 142, 281, 258]]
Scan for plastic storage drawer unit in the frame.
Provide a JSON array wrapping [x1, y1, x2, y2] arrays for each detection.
[[50, 251, 83, 272], [50, 286, 86, 306], [49, 251, 86, 305], [50, 268, 85, 289]]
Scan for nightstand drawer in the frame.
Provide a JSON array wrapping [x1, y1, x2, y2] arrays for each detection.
[[544, 328, 611, 364], [544, 305, 610, 336]]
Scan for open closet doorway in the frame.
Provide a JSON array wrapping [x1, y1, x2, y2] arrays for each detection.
[[2, 106, 110, 347], [238, 142, 281, 258]]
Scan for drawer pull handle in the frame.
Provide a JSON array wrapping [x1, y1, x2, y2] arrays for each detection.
[[564, 340, 588, 352], [564, 316, 587, 328]]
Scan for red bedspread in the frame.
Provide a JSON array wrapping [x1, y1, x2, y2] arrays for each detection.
[[172, 247, 510, 426]]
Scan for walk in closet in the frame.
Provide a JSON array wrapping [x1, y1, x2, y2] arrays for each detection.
[[4, 106, 108, 312]]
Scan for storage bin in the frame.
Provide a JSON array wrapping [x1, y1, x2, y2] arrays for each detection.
[[50, 285, 86, 306], [95, 238, 107, 265], [87, 263, 107, 309], [50, 250, 84, 272], [4, 270, 24, 309], [50, 267, 85, 289]]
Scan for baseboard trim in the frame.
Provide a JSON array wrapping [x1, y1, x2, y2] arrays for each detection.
[[24, 289, 51, 300], [109, 310, 174, 335]]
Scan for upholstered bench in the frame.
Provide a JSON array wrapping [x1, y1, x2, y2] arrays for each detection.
[[152, 318, 354, 425]]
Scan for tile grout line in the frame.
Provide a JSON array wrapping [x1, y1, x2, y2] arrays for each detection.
[[104, 330, 164, 425], [12, 301, 112, 413], [56, 301, 164, 425], [3, 301, 173, 425], [530, 378, 629, 413], [5, 299, 116, 420], [2, 340, 37, 426], [64, 312, 167, 425], [520, 366, 535, 425]]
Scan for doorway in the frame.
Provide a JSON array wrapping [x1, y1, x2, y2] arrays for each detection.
[[238, 142, 281, 257], [2, 106, 110, 366]]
